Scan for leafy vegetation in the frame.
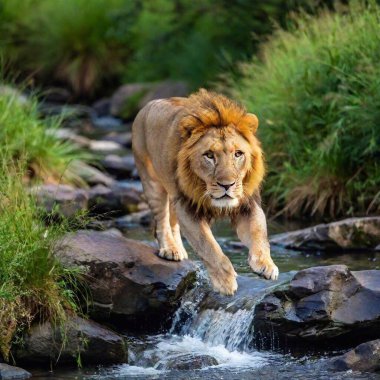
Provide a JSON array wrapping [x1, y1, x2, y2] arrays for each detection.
[[0, 0, 131, 96], [231, 1, 380, 218], [0, 0, 322, 97]]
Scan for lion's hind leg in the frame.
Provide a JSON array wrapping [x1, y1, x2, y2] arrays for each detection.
[[135, 157, 186, 261]]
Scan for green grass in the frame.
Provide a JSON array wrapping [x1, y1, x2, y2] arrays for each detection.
[[230, 1, 380, 218], [0, 164, 82, 360], [0, 85, 88, 360], [0, 88, 84, 184]]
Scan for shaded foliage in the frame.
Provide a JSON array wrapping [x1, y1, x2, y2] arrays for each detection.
[[0, 0, 324, 97], [230, 1, 380, 218]]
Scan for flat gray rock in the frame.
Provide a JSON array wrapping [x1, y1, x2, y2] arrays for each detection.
[[270, 217, 380, 251], [329, 339, 380, 372], [14, 316, 127, 366], [32, 184, 88, 217], [0, 364, 31, 379]]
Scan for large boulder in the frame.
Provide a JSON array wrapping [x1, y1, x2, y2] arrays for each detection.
[[56, 230, 196, 331], [270, 217, 380, 251], [110, 81, 188, 120], [0, 364, 31, 379], [329, 339, 380, 372], [253, 265, 380, 351], [14, 316, 127, 366], [110, 83, 152, 119]]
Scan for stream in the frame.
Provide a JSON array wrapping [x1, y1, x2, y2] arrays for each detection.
[[31, 220, 380, 379]]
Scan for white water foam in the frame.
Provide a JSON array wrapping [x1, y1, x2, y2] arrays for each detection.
[[152, 335, 271, 369]]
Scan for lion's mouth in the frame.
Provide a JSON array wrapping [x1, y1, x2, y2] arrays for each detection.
[[212, 194, 233, 200]]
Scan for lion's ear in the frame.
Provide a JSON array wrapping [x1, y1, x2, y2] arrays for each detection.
[[245, 113, 259, 134], [179, 115, 199, 139]]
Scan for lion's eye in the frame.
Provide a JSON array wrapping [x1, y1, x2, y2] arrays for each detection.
[[204, 151, 214, 160], [235, 150, 244, 158]]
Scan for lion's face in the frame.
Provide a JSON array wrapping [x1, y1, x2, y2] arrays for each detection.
[[189, 126, 254, 208]]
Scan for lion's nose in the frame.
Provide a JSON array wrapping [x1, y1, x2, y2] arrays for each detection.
[[217, 182, 235, 191]]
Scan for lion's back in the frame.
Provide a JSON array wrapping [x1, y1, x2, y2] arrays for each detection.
[[132, 98, 187, 186]]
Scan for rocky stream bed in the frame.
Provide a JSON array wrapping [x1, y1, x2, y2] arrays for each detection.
[[2, 83, 380, 379]]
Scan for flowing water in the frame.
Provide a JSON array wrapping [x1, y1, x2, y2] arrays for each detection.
[[31, 220, 380, 379]]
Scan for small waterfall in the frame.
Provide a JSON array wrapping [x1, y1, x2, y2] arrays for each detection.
[[186, 308, 255, 351], [115, 270, 294, 375], [170, 271, 293, 352], [170, 269, 292, 353]]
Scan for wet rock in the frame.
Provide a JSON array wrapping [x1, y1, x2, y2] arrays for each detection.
[[68, 161, 115, 187], [199, 273, 295, 314], [101, 154, 136, 178], [115, 209, 152, 228], [91, 116, 123, 131], [14, 316, 127, 366], [270, 217, 380, 251], [88, 183, 141, 216], [104, 131, 132, 148], [0, 364, 31, 379], [329, 339, 380, 372], [57, 230, 196, 331], [92, 98, 111, 117], [32, 184, 88, 217], [89, 140, 124, 153], [110, 83, 152, 119], [47, 128, 91, 147], [157, 354, 218, 370], [253, 265, 380, 351]]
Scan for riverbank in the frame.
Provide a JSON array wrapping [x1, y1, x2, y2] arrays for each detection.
[[0, 83, 379, 379]]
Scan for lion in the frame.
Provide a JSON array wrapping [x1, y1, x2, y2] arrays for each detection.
[[132, 89, 278, 295]]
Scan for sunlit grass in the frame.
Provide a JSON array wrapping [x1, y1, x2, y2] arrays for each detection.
[[0, 89, 85, 184], [231, 1, 380, 218]]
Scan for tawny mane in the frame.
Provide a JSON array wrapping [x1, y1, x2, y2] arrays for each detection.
[[175, 89, 265, 218], [178, 89, 257, 140]]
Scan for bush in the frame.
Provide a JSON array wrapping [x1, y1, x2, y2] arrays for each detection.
[[123, 0, 323, 89], [0, 0, 323, 96], [0, 0, 132, 97], [231, 1, 380, 218]]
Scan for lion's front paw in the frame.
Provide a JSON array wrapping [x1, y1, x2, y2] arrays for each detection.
[[249, 256, 279, 280], [158, 246, 186, 261], [208, 257, 238, 296]]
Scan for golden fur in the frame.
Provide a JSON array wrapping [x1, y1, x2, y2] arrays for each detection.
[[132, 89, 278, 295], [174, 89, 265, 216]]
